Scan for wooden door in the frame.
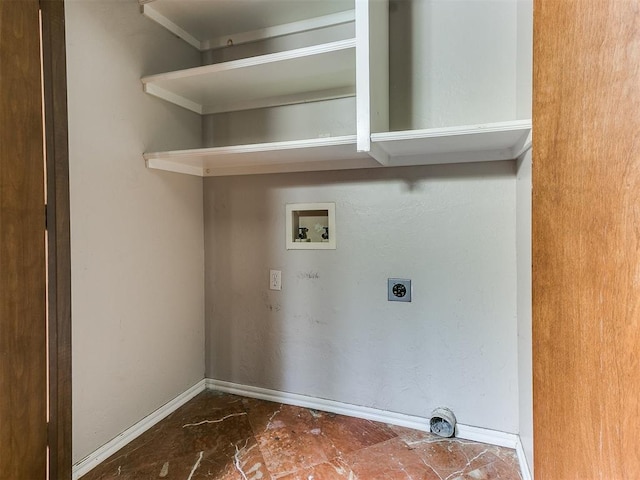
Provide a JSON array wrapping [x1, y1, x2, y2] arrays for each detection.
[[533, 0, 640, 478], [0, 1, 48, 478]]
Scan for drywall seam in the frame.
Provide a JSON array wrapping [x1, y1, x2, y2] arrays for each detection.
[[71, 380, 207, 480]]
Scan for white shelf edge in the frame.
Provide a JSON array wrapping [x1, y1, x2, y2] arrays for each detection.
[[144, 135, 376, 177], [372, 120, 532, 166], [142, 38, 356, 115], [371, 120, 532, 143], [142, 38, 356, 84], [145, 135, 358, 158], [203, 10, 356, 51], [141, 1, 354, 52], [144, 83, 354, 117], [144, 120, 533, 176], [381, 150, 520, 167]]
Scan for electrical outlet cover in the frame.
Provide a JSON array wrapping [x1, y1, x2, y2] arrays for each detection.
[[388, 278, 411, 302], [270, 270, 282, 291]]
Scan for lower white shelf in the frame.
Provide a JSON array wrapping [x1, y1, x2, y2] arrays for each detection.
[[372, 120, 532, 166], [144, 135, 378, 177], [143, 120, 532, 177]]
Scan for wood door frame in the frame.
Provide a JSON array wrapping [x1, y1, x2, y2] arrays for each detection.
[[533, 0, 640, 477], [1, 1, 48, 477], [41, 0, 72, 478]]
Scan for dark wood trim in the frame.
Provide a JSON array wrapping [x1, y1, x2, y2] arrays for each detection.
[[0, 1, 48, 477], [40, 0, 72, 478]]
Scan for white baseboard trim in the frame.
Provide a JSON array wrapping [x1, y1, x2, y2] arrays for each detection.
[[71, 379, 207, 480], [455, 423, 518, 449], [208, 379, 532, 479], [515, 440, 533, 480], [72, 378, 532, 480], [206, 379, 520, 448], [206, 378, 433, 432]]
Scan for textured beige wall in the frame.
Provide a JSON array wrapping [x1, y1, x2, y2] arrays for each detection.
[[204, 162, 520, 434], [389, 0, 522, 130], [66, 0, 205, 463], [65, 0, 532, 463]]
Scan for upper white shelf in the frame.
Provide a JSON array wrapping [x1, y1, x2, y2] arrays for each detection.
[[142, 39, 356, 115], [141, 0, 355, 50], [139, 0, 531, 178]]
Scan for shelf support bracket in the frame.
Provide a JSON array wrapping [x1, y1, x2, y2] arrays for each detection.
[[368, 143, 389, 166]]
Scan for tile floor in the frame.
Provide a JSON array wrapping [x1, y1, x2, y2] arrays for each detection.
[[80, 390, 522, 479]]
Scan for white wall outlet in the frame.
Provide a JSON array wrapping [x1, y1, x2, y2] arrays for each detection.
[[270, 270, 282, 291]]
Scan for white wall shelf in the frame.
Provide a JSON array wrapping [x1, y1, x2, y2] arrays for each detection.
[[139, 0, 531, 177], [142, 39, 356, 115], [372, 120, 532, 167], [144, 121, 531, 177], [144, 136, 379, 177], [141, 0, 355, 51]]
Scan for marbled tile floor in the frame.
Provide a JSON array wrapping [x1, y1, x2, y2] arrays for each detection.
[[81, 390, 522, 480]]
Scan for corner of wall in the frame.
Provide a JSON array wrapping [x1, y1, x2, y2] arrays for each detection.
[[516, 149, 533, 477], [66, 1, 205, 463]]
